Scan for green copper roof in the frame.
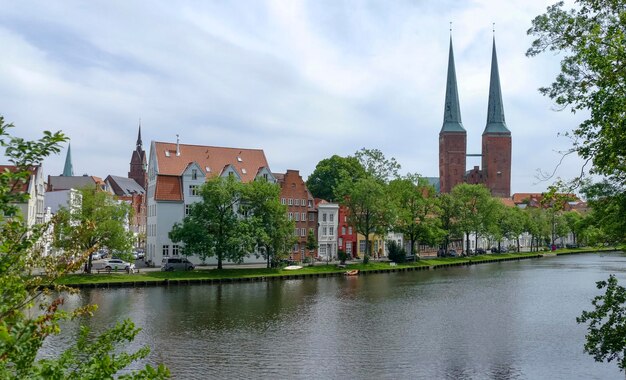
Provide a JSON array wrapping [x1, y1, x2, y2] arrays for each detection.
[[62, 143, 74, 176], [483, 37, 510, 135], [441, 37, 466, 133]]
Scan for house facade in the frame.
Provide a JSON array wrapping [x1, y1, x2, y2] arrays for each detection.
[[105, 175, 146, 249], [337, 205, 357, 258], [1, 165, 45, 227], [145, 140, 276, 266], [275, 170, 317, 261], [316, 200, 339, 261]]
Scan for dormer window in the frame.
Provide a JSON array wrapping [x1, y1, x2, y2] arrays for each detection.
[[237, 157, 242, 162], [206, 166, 211, 173], [165, 151, 170, 157], [241, 168, 247, 174]]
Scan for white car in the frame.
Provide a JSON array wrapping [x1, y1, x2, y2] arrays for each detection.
[[92, 259, 135, 272]]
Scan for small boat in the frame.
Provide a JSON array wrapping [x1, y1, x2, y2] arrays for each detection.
[[344, 269, 359, 276], [284, 265, 303, 270]]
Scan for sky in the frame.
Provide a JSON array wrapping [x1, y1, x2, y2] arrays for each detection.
[[0, 0, 587, 194]]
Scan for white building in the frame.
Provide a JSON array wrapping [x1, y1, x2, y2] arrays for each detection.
[[145, 139, 276, 266], [316, 201, 339, 261], [1, 165, 45, 227]]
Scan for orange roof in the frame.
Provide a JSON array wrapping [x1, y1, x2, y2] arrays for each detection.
[[499, 198, 516, 207], [512, 193, 537, 204], [0, 165, 38, 193], [155, 175, 183, 201], [153, 142, 270, 183]]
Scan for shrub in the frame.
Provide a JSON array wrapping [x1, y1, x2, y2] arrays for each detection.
[[337, 249, 348, 264], [387, 240, 407, 263]]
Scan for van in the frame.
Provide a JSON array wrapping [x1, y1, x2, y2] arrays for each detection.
[[161, 257, 195, 271]]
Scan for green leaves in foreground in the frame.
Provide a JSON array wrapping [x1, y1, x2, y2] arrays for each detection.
[[577, 275, 626, 371]]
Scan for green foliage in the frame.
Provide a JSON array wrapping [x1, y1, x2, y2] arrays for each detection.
[[386, 240, 407, 263], [527, 0, 626, 183], [577, 275, 626, 371], [337, 249, 348, 264], [306, 155, 366, 201], [53, 187, 135, 272], [581, 180, 626, 246], [306, 229, 318, 252], [353, 148, 401, 184], [451, 184, 495, 254], [0, 116, 167, 378]]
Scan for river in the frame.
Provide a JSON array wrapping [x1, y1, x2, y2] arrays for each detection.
[[43, 253, 626, 379]]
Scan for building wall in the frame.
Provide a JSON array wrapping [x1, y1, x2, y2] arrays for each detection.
[[337, 205, 357, 258], [278, 170, 316, 261], [317, 203, 338, 261], [439, 132, 467, 193]]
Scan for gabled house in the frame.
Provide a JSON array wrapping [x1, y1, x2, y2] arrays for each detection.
[[316, 200, 339, 261], [105, 175, 146, 248], [145, 140, 276, 266], [1, 165, 45, 227]]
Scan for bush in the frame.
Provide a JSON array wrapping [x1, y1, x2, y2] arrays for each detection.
[[337, 249, 348, 264], [387, 240, 407, 263]]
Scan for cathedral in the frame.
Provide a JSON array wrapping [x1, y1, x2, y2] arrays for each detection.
[[129, 124, 147, 190], [438, 36, 511, 198]]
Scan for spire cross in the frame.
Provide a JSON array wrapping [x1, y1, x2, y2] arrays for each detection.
[[449, 21, 452, 34], [492, 22, 495, 34]]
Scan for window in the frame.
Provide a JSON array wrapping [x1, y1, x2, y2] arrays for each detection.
[[263, 173, 268, 180], [281, 198, 286, 205], [288, 198, 293, 206], [302, 199, 306, 206], [346, 243, 352, 255], [319, 245, 326, 255], [293, 244, 299, 252], [309, 213, 315, 221], [189, 185, 199, 196], [294, 213, 299, 221], [294, 199, 299, 206], [288, 212, 293, 220], [192, 169, 197, 180], [342, 226, 346, 235], [322, 213, 327, 222], [173, 245, 180, 256], [163, 245, 169, 256], [359, 240, 366, 253], [329, 213, 334, 222], [185, 204, 192, 216], [329, 226, 334, 236], [301, 228, 306, 236], [237, 156, 242, 162], [323, 227, 327, 236], [241, 168, 247, 174], [301, 213, 306, 221], [294, 228, 298, 236], [374, 241, 379, 253], [308, 200, 312, 207], [338, 238, 343, 248], [348, 227, 353, 235]]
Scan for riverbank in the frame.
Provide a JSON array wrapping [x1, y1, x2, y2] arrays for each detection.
[[49, 247, 621, 289]]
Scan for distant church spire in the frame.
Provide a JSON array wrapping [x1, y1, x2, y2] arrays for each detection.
[[441, 36, 465, 133], [62, 144, 74, 176], [136, 120, 143, 149], [483, 36, 510, 134]]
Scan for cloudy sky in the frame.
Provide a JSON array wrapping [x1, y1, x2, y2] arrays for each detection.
[[0, 0, 586, 193]]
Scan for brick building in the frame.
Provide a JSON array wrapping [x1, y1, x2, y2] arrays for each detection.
[[274, 170, 317, 261], [439, 36, 511, 197], [337, 204, 357, 258]]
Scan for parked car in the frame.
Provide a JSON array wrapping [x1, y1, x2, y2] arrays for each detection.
[[161, 257, 195, 271], [475, 248, 486, 255], [447, 249, 458, 257], [92, 258, 135, 272], [566, 243, 579, 249], [91, 251, 104, 260]]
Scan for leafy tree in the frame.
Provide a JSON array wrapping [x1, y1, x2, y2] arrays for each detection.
[[389, 175, 443, 259], [563, 210, 584, 246], [169, 175, 249, 270], [581, 179, 626, 246], [438, 193, 460, 253], [577, 275, 626, 371], [451, 184, 494, 255], [527, 0, 626, 184], [336, 176, 391, 263], [0, 117, 168, 379], [306, 229, 318, 259], [354, 148, 401, 184], [491, 204, 526, 252], [242, 179, 295, 268], [306, 155, 366, 201], [54, 187, 134, 273], [386, 240, 407, 264]]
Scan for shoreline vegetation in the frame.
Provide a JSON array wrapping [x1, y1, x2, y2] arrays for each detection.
[[51, 248, 621, 289]]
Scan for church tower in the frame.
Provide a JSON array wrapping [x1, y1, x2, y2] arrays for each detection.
[[439, 36, 467, 193], [62, 143, 74, 176], [481, 37, 511, 197], [129, 123, 147, 190]]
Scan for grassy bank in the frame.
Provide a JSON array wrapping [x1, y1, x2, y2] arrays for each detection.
[[55, 252, 547, 287]]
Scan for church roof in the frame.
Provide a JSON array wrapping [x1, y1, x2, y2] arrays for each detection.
[[105, 175, 145, 196], [441, 37, 466, 133], [483, 37, 510, 135], [62, 144, 74, 176]]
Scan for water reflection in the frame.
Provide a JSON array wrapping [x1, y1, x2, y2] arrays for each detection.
[[42, 253, 626, 379]]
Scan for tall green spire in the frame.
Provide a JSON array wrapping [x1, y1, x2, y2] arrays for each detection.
[[441, 36, 465, 133], [483, 37, 510, 135], [62, 144, 74, 176]]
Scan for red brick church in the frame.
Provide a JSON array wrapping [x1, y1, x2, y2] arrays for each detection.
[[439, 36, 511, 198]]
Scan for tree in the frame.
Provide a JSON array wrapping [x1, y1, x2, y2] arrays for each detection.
[[306, 155, 366, 201], [388, 175, 443, 259], [563, 210, 584, 246], [169, 175, 249, 270], [306, 229, 318, 260], [577, 275, 626, 371], [438, 193, 460, 253], [54, 187, 135, 273], [492, 204, 525, 252], [242, 179, 295, 268], [451, 184, 494, 255], [0, 116, 168, 378], [354, 148, 401, 184], [527, 1, 626, 184], [581, 179, 626, 246], [336, 176, 391, 263]]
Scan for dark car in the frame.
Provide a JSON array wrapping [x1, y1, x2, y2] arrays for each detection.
[[447, 249, 458, 257], [475, 248, 486, 254], [566, 243, 579, 249]]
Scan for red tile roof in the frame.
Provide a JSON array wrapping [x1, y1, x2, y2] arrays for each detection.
[[155, 175, 183, 201], [153, 142, 270, 183], [0, 165, 38, 193]]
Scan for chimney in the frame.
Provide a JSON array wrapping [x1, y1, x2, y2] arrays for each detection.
[[176, 134, 180, 156]]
